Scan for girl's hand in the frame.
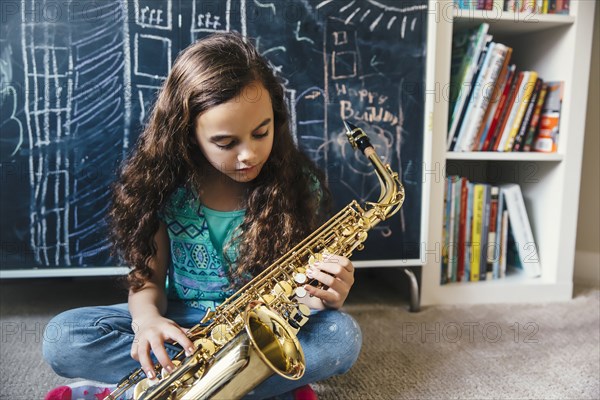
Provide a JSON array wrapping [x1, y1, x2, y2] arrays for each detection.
[[131, 315, 195, 378], [304, 255, 355, 309]]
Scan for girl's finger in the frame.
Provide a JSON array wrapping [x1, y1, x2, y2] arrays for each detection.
[[305, 285, 341, 306], [307, 266, 335, 287], [322, 255, 354, 272], [150, 338, 175, 372], [314, 261, 344, 277], [137, 341, 156, 380], [169, 327, 195, 357]]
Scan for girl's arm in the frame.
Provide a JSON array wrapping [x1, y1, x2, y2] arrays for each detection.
[[128, 222, 195, 378], [128, 221, 170, 319]]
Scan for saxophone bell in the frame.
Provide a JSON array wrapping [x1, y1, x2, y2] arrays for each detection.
[[179, 304, 304, 400]]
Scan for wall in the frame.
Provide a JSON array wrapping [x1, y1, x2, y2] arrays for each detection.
[[575, 5, 600, 287]]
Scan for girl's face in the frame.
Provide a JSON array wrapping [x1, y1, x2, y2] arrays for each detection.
[[194, 81, 275, 184]]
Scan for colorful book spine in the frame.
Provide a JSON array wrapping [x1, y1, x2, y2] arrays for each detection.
[[534, 81, 564, 153], [522, 83, 549, 152], [486, 186, 500, 279], [492, 188, 505, 278], [452, 178, 462, 282], [452, 35, 493, 151], [513, 78, 543, 151], [479, 185, 491, 280], [460, 43, 509, 152], [447, 176, 459, 283], [441, 179, 452, 284], [470, 184, 485, 281], [492, 71, 524, 151], [499, 209, 509, 278], [476, 48, 513, 151], [503, 71, 539, 151], [457, 178, 469, 282], [482, 65, 517, 151], [464, 182, 474, 281], [448, 24, 490, 151]]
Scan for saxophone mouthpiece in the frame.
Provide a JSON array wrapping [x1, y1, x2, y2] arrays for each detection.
[[343, 120, 372, 154]]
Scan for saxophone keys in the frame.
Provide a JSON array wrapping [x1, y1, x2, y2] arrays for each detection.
[[289, 307, 309, 327], [210, 324, 234, 346], [193, 338, 216, 356], [273, 281, 293, 296], [293, 272, 307, 284], [298, 304, 311, 317], [260, 294, 276, 304], [356, 231, 368, 242], [342, 227, 353, 236], [294, 286, 307, 298]]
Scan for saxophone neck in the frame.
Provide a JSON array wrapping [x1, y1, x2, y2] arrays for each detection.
[[343, 121, 405, 225]]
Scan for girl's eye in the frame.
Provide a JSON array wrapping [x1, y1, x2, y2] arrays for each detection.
[[254, 131, 269, 138], [216, 141, 235, 150]]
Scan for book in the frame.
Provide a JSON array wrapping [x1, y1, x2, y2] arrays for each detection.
[[481, 64, 517, 151], [513, 78, 543, 151], [457, 178, 469, 282], [533, 81, 564, 153], [475, 47, 513, 151], [491, 70, 523, 151], [447, 24, 490, 150], [479, 185, 491, 280], [447, 176, 459, 283], [464, 181, 474, 281], [502, 71, 539, 151], [522, 82, 549, 152], [499, 209, 509, 278], [456, 43, 509, 152], [441, 178, 452, 284], [452, 177, 462, 282], [491, 188, 505, 279], [470, 184, 486, 281], [450, 34, 494, 151], [486, 186, 500, 279], [500, 184, 541, 277]]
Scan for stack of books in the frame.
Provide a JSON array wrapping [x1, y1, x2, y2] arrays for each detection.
[[441, 176, 541, 284], [453, 0, 570, 14], [447, 23, 564, 153]]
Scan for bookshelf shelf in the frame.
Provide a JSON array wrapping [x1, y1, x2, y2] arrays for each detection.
[[445, 152, 564, 161], [453, 10, 576, 35], [422, 0, 596, 305]]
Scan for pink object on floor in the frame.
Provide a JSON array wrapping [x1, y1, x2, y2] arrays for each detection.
[[293, 384, 318, 400], [44, 383, 115, 400], [44, 386, 71, 400]]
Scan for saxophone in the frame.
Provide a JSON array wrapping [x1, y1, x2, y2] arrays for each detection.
[[108, 121, 405, 400]]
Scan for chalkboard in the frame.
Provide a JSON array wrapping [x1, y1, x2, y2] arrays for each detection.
[[0, 0, 428, 274]]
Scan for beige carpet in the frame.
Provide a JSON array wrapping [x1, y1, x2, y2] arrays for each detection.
[[1, 272, 599, 400]]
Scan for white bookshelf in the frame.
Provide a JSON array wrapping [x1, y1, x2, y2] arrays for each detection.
[[422, 0, 596, 305]]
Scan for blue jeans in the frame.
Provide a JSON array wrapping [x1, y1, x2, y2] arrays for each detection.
[[42, 301, 362, 399]]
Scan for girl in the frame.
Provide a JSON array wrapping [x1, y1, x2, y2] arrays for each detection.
[[43, 32, 362, 400]]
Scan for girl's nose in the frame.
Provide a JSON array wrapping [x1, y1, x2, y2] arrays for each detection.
[[238, 144, 257, 165]]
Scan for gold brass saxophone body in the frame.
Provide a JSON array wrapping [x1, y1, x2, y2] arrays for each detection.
[[108, 121, 405, 400]]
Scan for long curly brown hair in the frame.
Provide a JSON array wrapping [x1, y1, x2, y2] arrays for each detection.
[[109, 32, 330, 292]]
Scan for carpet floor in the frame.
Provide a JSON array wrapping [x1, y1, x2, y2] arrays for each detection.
[[1, 271, 598, 400]]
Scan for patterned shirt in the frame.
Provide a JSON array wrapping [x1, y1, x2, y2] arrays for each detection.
[[160, 187, 244, 312]]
